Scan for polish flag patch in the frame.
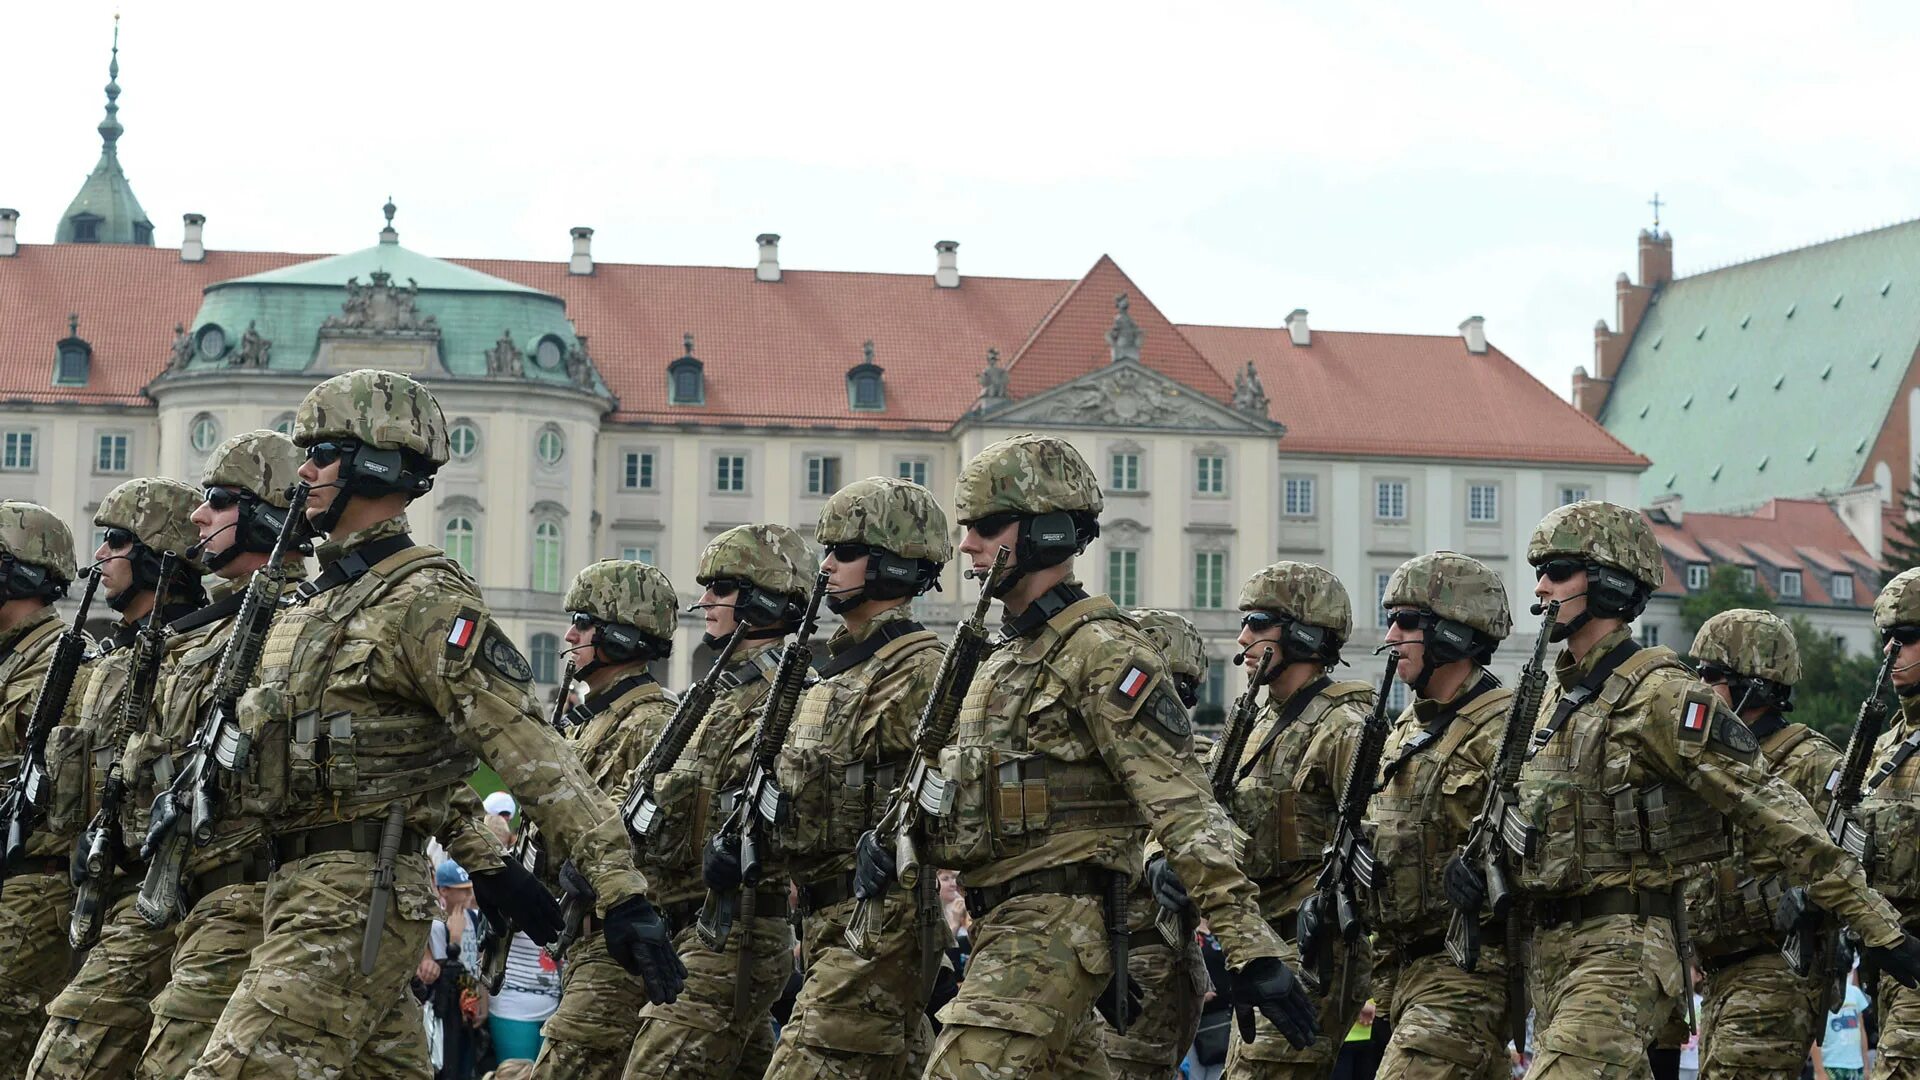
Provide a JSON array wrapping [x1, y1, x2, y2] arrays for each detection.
[[1682, 698, 1710, 734], [447, 616, 476, 649], [1117, 666, 1150, 700]]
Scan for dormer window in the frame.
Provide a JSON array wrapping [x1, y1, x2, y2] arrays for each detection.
[[54, 315, 91, 386], [69, 214, 102, 244], [132, 220, 153, 245], [668, 332, 704, 406], [847, 340, 885, 411]]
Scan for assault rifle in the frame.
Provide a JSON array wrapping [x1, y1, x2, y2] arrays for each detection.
[[1446, 599, 1557, 1047], [844, 548, 1008, 961], [72, 551, 180, 947], [137, 484, 310, 927], [1296, 646, 1398, 995], [622, 621, 749, 845], [696, 571, 828, 955], [0, 567, 101, 889]]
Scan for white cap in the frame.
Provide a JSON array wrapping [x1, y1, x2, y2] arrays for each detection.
[[483, 791, 517, 817]]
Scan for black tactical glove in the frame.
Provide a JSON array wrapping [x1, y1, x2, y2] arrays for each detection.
[[1866, 934, 1920, 989], [1231, 955, 1320, 1049], [1145, 855, 1192, 916], [1443, 852, 1487, 915], [603, 895, 688, 1004], [852, 830, 896, 901], [702, 833, 742, 893], [470, 861, 564, 946], [1095, 969, 1145, 1032], [1773, 886, 1823, 936]]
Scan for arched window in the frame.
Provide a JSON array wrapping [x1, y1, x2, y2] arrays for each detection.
[[443, 516, 475, 572], [535, 425, 565, 467], [532, 520, 563, 592], [190, 413, 221, 453], [270, 412, 295, 437], [668, 334, 705, 406], [449, 421, 480, 461], [530, 633, 559, 684]]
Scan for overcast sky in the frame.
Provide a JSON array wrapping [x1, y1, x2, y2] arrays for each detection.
[[9, 0, 1920, 399]]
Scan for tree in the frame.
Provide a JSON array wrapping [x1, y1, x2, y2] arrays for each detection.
[[1678, 564, 1773, 636], [1785, 616, 1882, 743], [1883, 464, 1920, 585]]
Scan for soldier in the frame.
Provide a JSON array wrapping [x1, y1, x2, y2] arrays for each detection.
[[622, 524, 813, 1077], [180, 370, 679, 1078], [1364, 551, 1516, 1080], [1685, 610, 1838, 1080], [1445, 500, 1920, 1077], [725, 476, 948, 1080], [0, 502, 86, 1079], [31, 478, 208, 1080], [861, 433, 1314, 1078], [1107, 609, 1212, 1080], [532, 559, 682, 1080]]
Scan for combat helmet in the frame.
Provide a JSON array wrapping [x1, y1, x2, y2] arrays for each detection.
[[1383, 551, 1511, 689], [1875, 567, 1920, 632], [1239, 561, 1351, 658], [199, 430, 305, 572], [1528, 500, 1662, 634], [1692, 608, 1800, 712], [955, 434, 1103, 597], [95, 477, 208, 610], [565, 559, 677, 672], [1132, 608, 1209, 707], [818, 477, 950, 610], [294, 369, 446, 531], [0, 501, 77, 601], [697, 524, 815, 640]]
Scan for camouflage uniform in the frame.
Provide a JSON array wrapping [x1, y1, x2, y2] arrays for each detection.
[[31, 478, 208, 1080], [1364, 553, 1515, 1080], [183, 371, 655, 1079], [1854, 571, 1920, 1080], [925, 434, 1300, 1079], [623, 524, 813, 1079], [0, 503, 84, 1080], [1220, 562, 1373, 1079], [1512, 502, 1904, 1080], [1684, 611, 1836, 1080], [532, 560, 680, 1080], [765, 478, 951, 1080]]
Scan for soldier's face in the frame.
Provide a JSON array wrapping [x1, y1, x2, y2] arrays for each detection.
[[191, 492, 243, 569], [1889, 636, 1920, 693], [1235, 618, 1284, 677], [1533, 561, 1588, 628], [563, 617, 598, 653], [92, 530, 134, 597], [1383, 607, 1427, 683], [297, 456, 342, 524], [959, 518, 1019, 574], [700, 586, 740, 638], [823, 549, 869, 600]]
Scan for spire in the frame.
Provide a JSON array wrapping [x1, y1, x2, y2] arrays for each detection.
[[98, 14, 123, 157], [56, 15, 152, 245], [380, 196, 399, 244]]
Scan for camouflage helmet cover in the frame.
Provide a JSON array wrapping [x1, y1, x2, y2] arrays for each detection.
[[1691, 608, 1801, 686], [95, 477, 207, 572], [202, 429, 303, 509], [1239, 561, 1353, 641], [1876, 567, 1920, 631], [817, 476, 953, 563], [1130, 608, 1208, 682], [293, 368, 450, 466], [564, 559, 678, 639], [1526, 500, 1665, 590], [699, 524, 815, 601], [1384, 551, 1513, 640], [954, 433, 1104, 523], [0, 501, 77, 583]]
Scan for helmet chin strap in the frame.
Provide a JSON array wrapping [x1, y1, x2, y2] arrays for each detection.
[[1543, 592, 1591, 643]]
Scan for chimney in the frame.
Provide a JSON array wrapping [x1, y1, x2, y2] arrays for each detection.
[[934, 240, 960, 288], [1285, 308, 1310, 346], [569, 226, 594, 275], [1650, 492, 1683, 525], [0, 209, 15, 257], [180, 213, 206, 262], [1458, 315, 1487, 354], [1638, 228, 1674, 287], [1570, 366, 1604, 418], [756, 233, 782, 283]]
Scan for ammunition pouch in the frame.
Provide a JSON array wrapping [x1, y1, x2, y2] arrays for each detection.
[[1231, 784, 1311, 882], [1855, 795, 1920, 898], [41, 724, 91, 836], [927, 747, 1134, 872], [632, 767, 708, 875]]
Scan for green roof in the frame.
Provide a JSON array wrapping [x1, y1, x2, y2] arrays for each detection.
[[223, 236, 548, 296], [55, 23, 152, 246], [1601, 219, 1920, 510]]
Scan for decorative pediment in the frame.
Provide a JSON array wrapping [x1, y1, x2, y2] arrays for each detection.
[[984, 360, 1284, 435], [322, 271, 441, 335]]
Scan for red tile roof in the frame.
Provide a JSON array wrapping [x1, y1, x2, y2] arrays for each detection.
[[1646, 498, 1871, 608]]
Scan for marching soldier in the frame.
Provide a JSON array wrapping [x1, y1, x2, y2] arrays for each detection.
[[1365, 551, 1516, 1080], [622, 524, 813, 1077], [0, 502, 88, 1079], [532, 559, 682, 1080], [181, 370, 678, 1078], [1446, 500, 1920, 1077], [1854, 569, 1920, 1080]]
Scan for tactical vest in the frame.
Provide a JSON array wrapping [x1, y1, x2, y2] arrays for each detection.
[[928, 604, 1142, 872], [1689, 722, 1821, 952], [1364, 687, 1512, 933], [1852, 708, 1920, 900], [1230, 679, 1374, 885], [644, 647, 782, 881], [233, 545, 479, 822], [775, 627, 940, 862], [1515, 646, 1731, 893]]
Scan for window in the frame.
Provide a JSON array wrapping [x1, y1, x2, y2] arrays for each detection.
[[1283, 476, 1315, 518], [1196, 455, 1226, 495], [1376, 571, 1395, 627], [715, 454, 746, 493], [1686, 563, 1709, 591], [1375, 480, 1407, 521], [532, 521, 563, 592], [535, 426, 565, 467], [1110, 453, 1141, 493], [270, 412, 295, 437], [1467, 483, 1499, 523], [55, 342, 90, 386], [449, 422, 479, 462], [1558, 486, 1590, 506], [620, 545, 656, 565], [622, 450, 655, 490], [132, 221, 154, 245], [1108, 548, 1139, 606], [668, 352, 705, 406], [70, 215, 99, 243], [90, 527, 108, 553], [530, 633, 560, 684], [1202, 664, 1227, 710], [848, 369, 885, 411], [1193, 551, 1226, 609], [1833, 573, 1855, 602], [443, 516, 475, 572], [2, 432, 33, 472], [896, 459, 928, 487], [190, 413, 221, 454], [806, 455, 843, 496], [1385, 681, 1410, 712], [1740, 568, 1757, 590], [1639, 624, 1661, 647], [96, 433, 128, 474], [1779, 570, 1803, 598]]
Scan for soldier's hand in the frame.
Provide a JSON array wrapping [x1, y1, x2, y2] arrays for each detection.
[[702, 834, 742, 892], [603, 895, 688, 1004], [1095, 969, 1145, 1032], [1443, 852, 1487, 915], [1865, 934, 1920, 989], [470, 861, 564, 946], [1231, 955, 1318, 1048], [1773, 886, 1822, 935], [852, 830, 896, 901], [1145, 855, 1192, 915]]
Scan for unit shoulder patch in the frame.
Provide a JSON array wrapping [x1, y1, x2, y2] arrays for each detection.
[[1709, 711, 1761, 760], [480, 623, 533, 683]]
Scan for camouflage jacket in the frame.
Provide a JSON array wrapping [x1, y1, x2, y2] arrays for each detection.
[[1853, 695, 1920, 919], [0, 605, 85, 860]]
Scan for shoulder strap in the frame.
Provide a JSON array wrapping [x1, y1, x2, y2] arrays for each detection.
[[1235, 675, 1334, 784], [820, 620, 928, 678], [1378, 673, 1501, 784], [717, 646, 781, 691], [563, 674, 657, 731], [1528, 638, 1642, 760], [1869, 729, 1920, 790], [296, 533, 417, 601], [166, 590, 248, 636]]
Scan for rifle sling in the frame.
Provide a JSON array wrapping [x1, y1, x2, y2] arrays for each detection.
[[166, 590, 248, 636], [820, 621, 926, 678], [1001, 582, 1090, 641], [1526, 639, 1640, 762], [1236, 675, 1332, 786], [1379, 672, 1501, 785], [1869, 729, 1920, 791], [717, 649, 779, 691], [561, 674, 655, 731], [295, 534, 416, 601]]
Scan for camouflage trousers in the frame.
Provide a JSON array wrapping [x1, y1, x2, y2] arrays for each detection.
[[1374, 943, 1510, 1080], [181, 850, 436, 1079], [765, 888, 933, 1080], [138, 882, 265, 1079], [530, 920, 652, 1080], [1102, 935, 1208, 1080], [1874, 972, 1920, 1080], [0, 872, 75, 1080], [620, 904, 792, 1077], [1523, 914, 1684, 1080], [28, 879, 176, 1080], [1225, 928, 1371, 1078], [1694, 950, 1822, 1080]]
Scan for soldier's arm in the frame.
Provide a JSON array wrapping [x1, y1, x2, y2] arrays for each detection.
[[439, 785, 508, 875]]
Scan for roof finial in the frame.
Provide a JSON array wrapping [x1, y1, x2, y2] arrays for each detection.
[[380, 196, 398, 244], [68, 313, 80, 337], [98, 14, 124, 155], [1648, 191, 1665, 232], [863, 340, 875, 365], [683, 332, 695, 357]]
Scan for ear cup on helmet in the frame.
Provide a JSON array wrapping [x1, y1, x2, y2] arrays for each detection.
[[1424, 617, 1480, 666], [863, 551, 937, 602]]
